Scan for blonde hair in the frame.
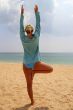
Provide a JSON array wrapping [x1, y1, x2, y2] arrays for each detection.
[[25, 24, 34, 33]]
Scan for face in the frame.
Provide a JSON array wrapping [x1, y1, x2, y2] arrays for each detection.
[[26, 28, 33, 39]]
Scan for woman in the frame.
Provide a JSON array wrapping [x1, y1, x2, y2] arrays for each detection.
[[20, 5, 53, 105]]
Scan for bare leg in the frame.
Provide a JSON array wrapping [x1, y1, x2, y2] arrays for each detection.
[[33, 61, 53, 73], [23, 64, 35, 105], [31, 71, 35, 80]]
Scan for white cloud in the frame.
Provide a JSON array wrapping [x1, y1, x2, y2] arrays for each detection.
[[40, 34, 73, 52], [0, 0, 34, 28], [24, 12, 35, 28], [52, 0, 73, 36], [63, 0, 73, 5], [72, 15, 73, 18], [0, 0, 10, 10], [54, 0, 59, 8]]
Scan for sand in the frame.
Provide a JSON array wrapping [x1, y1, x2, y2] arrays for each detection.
[[0, 62, 73, 110]]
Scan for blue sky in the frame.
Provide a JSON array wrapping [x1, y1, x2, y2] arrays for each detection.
[[0, 0, 73, 52]]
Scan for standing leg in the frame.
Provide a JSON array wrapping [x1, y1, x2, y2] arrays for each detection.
[[33, 61, 53, 74], [31, 71, 35, 80], [23, 64, 35, 105]]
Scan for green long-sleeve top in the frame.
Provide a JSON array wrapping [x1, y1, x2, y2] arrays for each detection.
[[20, 12, 41, 65]]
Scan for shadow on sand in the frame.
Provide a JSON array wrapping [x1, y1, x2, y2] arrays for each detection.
[[34, 107, 49, 110], [15, 104, 31, 110], [15, 103, 49, 110]]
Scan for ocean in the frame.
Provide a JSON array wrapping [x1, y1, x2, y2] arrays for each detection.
[[0, 53, 73, 64]]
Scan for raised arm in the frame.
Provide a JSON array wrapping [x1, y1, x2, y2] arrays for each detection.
[[20, 5, 25, 41], [34, 5, 40, 37]]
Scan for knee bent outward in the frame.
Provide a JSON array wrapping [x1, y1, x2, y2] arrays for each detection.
[[49, 66, 53, 73]]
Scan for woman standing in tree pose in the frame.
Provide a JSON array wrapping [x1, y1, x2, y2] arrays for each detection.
[[20, 5, 53, 105]]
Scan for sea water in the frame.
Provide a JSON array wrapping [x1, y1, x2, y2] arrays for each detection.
[[0, 53, 73, 64]]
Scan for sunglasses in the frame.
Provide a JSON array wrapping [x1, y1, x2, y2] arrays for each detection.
[[26, 30, 33, 34]]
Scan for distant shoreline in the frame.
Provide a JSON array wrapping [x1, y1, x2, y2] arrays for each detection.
[[0, 53, 73, 64], [0, 52, 73, 54]]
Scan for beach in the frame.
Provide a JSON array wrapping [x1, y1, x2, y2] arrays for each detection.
[[0, 62, 73, 110]]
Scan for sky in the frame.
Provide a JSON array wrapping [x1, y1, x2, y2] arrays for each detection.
[[0, 0, 73, 52]]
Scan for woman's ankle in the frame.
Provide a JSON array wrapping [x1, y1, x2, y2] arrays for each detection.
[[30, 99, 34, 105]]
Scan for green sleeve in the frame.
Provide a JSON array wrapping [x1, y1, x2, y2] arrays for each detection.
[[20, 14, 25, 41], [34, 12, 41, 37]]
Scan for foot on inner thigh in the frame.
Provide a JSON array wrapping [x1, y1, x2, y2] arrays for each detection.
[[33, 61, 53, 73]]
